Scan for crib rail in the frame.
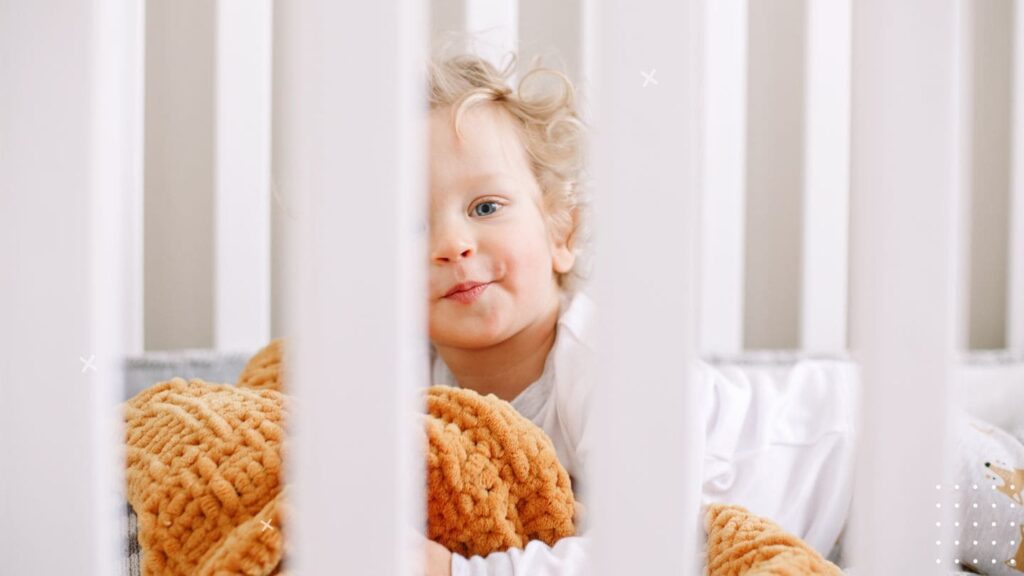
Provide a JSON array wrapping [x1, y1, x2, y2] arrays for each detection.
[[3, 0, 1024, 574]]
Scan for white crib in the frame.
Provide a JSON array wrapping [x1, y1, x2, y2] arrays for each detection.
[[2, 0, 1023, 574]]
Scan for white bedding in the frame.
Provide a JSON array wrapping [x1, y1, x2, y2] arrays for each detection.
[[117, 349, 1024, 575]]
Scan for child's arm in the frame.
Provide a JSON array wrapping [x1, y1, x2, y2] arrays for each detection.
[[450, 535, 590, 576]]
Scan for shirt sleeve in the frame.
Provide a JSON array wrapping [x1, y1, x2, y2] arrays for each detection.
[[450, 536, 591, 576], [699, 359, 859, 556]]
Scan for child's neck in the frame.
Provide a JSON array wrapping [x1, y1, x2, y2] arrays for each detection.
[[437, 294, 561, 403]]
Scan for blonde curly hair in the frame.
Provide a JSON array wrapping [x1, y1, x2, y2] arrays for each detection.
[[427, 53, 592, 295]]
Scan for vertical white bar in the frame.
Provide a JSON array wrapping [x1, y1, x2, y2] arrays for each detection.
[[276, 1, 427, 575], [91, 0, 140, 571], [800, 0, 851, 354], [958, 0, 975, 353], [465, 0, 518, 71], [0, 0, 141, 573], [590, 0, 703, 574], [847, 0, 962, 573], [699, 0, 747, 356], [1009, 0, 1024, 352], [127, 0, 146, 355], [581, 0, 598, 90], [215, 0, 272, 351]]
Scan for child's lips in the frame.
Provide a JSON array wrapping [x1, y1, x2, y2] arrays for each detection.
[[444, 282, 491, 304]]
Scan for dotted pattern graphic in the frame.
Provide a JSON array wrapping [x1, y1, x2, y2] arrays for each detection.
[[934, 482, 1024, 572]]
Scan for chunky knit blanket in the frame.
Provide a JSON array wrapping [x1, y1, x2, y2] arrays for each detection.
[[122, 344, 291, 575], [122, 339, 840, 575], [704, 504, 842, 575]]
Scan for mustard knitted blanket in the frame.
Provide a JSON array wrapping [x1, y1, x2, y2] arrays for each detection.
[[122, 356, 290, 574], [122, 339, 841, 575]]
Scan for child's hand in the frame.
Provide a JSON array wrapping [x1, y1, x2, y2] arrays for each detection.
[[413, 531, 452, 576], [573, 500, 587, 528]]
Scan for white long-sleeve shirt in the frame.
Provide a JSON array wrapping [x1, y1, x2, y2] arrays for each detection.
[[430, 289, 858, 576]]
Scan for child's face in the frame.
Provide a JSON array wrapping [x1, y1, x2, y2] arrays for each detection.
[[427, 104, 574, 350]]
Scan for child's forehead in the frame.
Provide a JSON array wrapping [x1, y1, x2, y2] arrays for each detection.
[[429, 104, 533, 190]]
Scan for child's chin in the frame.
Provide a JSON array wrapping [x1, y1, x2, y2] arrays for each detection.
[[450, 333, 505, 349], [433, 324, 505, 349]]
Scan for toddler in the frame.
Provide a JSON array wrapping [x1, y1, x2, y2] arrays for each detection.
[[421, 54, 856, 576]]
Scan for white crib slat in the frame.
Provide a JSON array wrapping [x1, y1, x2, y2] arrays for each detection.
[[126, 0, 146, 356], [699, 0, 747, 356], [214, 0, 272, 352], [957, 2, 975, 353], [0, 0, 141, 573], [589, 1, 704, 574], [800, 0, 851, 354], [847, 0, 962, 572], [1010, 0, 1024, 353], [276, 1, 427, 574]]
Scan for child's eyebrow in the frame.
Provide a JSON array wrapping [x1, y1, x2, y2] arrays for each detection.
[[461, 172, 517, 191]]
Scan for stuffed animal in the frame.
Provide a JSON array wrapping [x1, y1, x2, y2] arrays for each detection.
[[122, 339, 841, 575]]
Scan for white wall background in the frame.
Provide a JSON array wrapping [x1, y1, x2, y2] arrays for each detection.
[[145, 0, 215, 350], [744, 0, 805, 349], [968, 0, 1014, 350]]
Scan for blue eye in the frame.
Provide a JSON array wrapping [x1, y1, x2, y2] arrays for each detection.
[[473, 201, 502, 217]]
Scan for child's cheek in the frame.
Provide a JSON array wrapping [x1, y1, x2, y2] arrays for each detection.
[[503, 244, 552, 300]]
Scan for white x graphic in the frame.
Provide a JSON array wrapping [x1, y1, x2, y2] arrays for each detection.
[[641, 69, 658, 87], [261, 518, 274, 532], [80, 355, 97, 373]]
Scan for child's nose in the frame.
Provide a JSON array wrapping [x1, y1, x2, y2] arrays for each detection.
[[430, 230, 475, 263], [432, 243, 474, 263]]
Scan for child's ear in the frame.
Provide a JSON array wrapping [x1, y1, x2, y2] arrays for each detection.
[[552, 241, 576, 274], [549, 212, 577, 275]]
